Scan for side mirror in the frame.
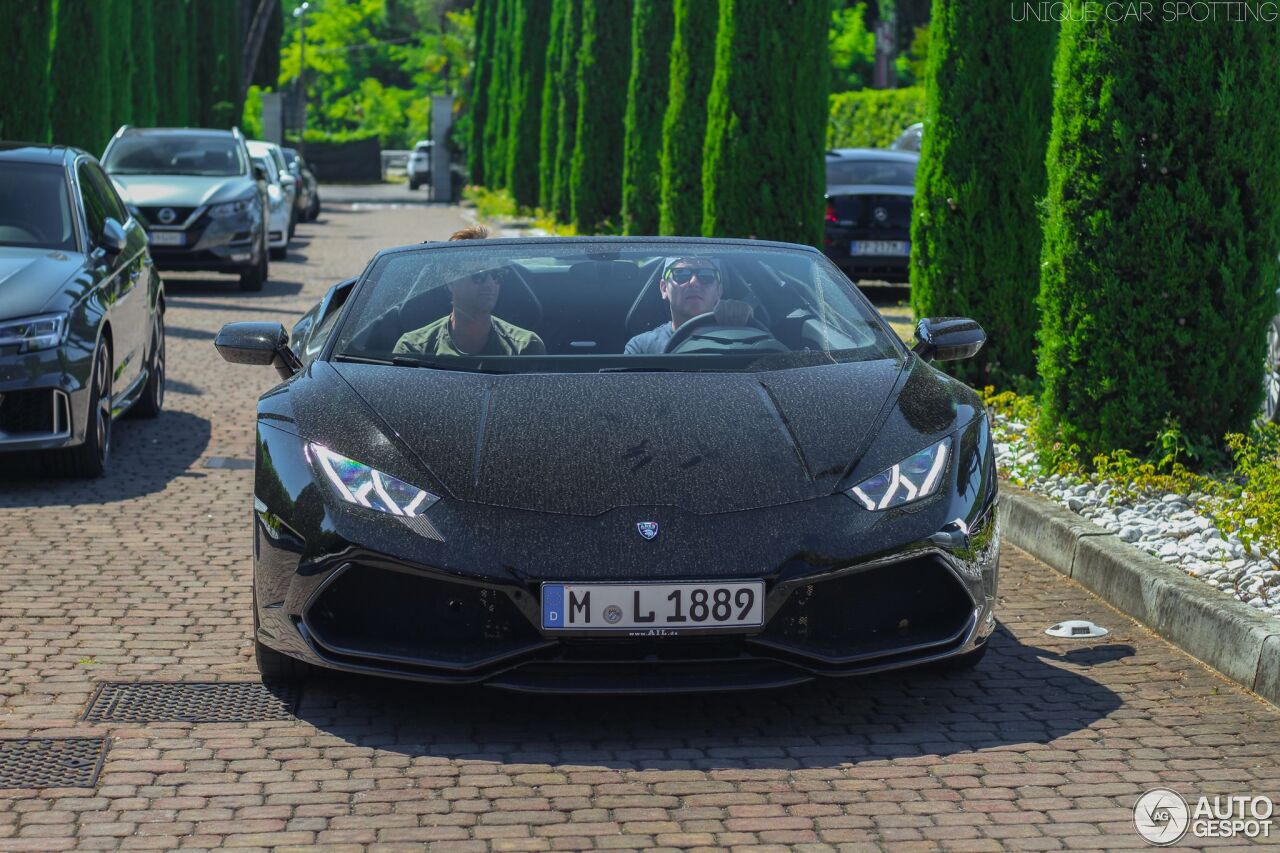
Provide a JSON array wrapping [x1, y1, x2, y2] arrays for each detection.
[[280, 173, 296, 188], [214, 321, 302, 380], [99, 218, 127, 255], [912, 317, 986, 362], [253, 164, 268, 182]]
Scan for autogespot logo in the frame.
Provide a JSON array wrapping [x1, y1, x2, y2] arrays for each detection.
[[1134, 788, 1189, 845]]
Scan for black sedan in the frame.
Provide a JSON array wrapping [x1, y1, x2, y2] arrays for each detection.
[[216, 238, 998, 691], [824, 148, 919, 284], [0, 143, 165, 477]]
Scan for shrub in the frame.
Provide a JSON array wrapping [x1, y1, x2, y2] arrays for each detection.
[[658, 0, 718, 236], [702, 0, 828, 245], [537, 0, 569, 210], [1038, 17, 1280, 458], [505, 0, 551, 207], [570, 0, 633, 234], [50, 0, 112, 152], [466, 0, 496, 185], [482, 0, 514, 189], [621, 0, 674, 235], [131, 0, 158, 127], [825, 87, 924, 149], [907, 2, 1055, 384], [551, 0, 582, 223]]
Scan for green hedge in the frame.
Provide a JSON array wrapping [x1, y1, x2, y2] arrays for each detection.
[[702, 0, 828, 245], [466, 0, 495, 185], [0, 0, 52, 142], [1038, 18, 1280, 456], [570, 0, 633, 234], [505, 0, 550, 208], [907, 2, 1054, 384], [620, 0, 673, 235], [550, 0, 582, 222], [658, 0, 718, 236], [826, 87, 924, 149], [537, 0, 569, 210]]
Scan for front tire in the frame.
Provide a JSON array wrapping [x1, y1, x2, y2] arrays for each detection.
[[51, 343, 111, 478], [240, 235, 268, 291]]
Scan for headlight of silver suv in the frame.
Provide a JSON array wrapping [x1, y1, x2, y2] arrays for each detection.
[[846, 437, 951, 510], [207, 198, 255, 219], [0, 313, 68, 352]]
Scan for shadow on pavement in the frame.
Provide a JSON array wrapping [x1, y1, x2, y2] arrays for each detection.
[[164, 276, 304, 299], [290, 624, 1124, 770], [165, 325, 216, 341], [0, 410, 211, 506]]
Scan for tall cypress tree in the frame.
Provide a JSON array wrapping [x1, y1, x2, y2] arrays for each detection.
[[505, 0, 551, 207], [132, 0, 159, 127], [153, 0, 186, 125], [551, 0, 582, 222], [620, 0, 674, 235], [570, 0, 633, 234], [1038, 17, 1280, 454], [658, 0, 717, 236], [482, 0, 514, 188], [537, 0, 568, 211], [108, 0, 135, 135], [50, 0, 112, 151], [907, 0, 1055, 383], [467, 0, 495, 185], [0, 0, 53, 142], [702, 0, 827, 244]]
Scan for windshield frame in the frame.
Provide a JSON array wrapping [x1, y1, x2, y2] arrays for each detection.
[[320, 237, 909, 373]]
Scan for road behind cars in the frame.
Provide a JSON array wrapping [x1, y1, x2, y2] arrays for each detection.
[[1, 189, 1279, 848]]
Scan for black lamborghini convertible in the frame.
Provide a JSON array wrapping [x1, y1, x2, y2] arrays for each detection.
[[216, 237, 1000, 692]]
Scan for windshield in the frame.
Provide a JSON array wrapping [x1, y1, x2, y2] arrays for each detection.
[[826, 159, 916, 186], [331, 241, 903, 374], [103, 134, 247, 177], [0, 163, 76, 251]]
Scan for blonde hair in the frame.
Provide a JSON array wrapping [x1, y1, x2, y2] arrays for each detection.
[[449, 224, 491, 241]]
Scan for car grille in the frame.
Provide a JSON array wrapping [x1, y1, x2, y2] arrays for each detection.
[[138, 206, 199, 227], [0, 389, 69, 439], [827, 193, 912, 231], [304, 565, 545, 669], [756, 556, 974, 662]]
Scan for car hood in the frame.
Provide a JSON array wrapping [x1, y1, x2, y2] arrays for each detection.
[[110, 174, 254, 207], [285, 356, 977, 517], [0, 246, 84, 320]]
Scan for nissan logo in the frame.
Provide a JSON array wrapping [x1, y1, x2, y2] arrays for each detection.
[[873, 206, 889, 223], [157, 208, 177, 225]]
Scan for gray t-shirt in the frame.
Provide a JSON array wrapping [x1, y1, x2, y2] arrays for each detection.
[[624, 322, 674, 354]]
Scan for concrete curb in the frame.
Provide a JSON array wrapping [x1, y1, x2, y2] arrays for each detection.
[[1001, 484, 1280, 706]]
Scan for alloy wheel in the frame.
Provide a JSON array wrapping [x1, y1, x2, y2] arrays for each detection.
[[94, 346, 112, 466]]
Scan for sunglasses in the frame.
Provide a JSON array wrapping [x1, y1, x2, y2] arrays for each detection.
[[668, 267, 720, 285]]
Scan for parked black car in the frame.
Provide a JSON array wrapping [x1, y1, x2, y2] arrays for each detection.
[[823, 148, 918, 284], [0, 143, 165, 476], [216, 237, 999, 691], [281, 147, 320, 222], [102, 126, 270, 291]]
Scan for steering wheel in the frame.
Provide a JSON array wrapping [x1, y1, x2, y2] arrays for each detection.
[[663, 311, 778, 354]]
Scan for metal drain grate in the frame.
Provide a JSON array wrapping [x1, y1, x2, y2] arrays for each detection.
[[0, 738, 109, 788], [82, 682, 299, 724]]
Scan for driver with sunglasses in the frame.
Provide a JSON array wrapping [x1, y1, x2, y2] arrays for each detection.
[[623, 257, 754, 354]]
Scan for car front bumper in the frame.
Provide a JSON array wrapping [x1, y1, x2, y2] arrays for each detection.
[[250, 418, 1000, 693], [0, 345, 94, 452], [148, 214, 262, 273]]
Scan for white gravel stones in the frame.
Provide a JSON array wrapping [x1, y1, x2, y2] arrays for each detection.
[[991, 413, 1280, 618]]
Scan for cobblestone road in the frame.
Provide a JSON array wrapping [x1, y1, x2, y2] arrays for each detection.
[[1, 186, 1278, 850]]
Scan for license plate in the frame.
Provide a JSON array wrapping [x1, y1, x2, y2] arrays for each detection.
[[541, 581, 765, 631], [148, 231, 185, 246], [851, 240, 909, 256]]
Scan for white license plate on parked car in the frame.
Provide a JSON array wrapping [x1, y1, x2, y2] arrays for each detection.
[[851, 240, 909, 256], [148, 231, 185, 246], [541, 581, 765, 631]]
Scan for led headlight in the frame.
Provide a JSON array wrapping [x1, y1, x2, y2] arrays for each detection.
[[208, 198, 254, 219], [0, 313, 68, 352], [307, 443, 439, 517], [847, 437, 951, 510]]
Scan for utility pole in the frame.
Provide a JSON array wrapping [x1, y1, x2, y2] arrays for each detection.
[[293, 2, 310, 134]]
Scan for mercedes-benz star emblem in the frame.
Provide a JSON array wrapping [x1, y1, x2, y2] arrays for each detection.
[[157, 207, 177, 225], [604, 605, 623, 624], [636, 521, 659, 540], [873, 206, 889, 223]]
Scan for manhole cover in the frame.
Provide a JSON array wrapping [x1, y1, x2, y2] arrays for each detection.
[[0, 738, 109, 788], [1046, 620, 1110, 638], [82, 682, 299, 724], [203, 456, 254, 470]]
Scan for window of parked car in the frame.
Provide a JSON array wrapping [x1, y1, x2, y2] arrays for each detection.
[[329, 242, 904, 374], [103, 134, 248, 177], [825, 159, 917, 186], [0, 163, 76, 251], [76, 161, 114, 243]]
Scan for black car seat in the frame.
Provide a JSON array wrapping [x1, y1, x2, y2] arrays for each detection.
[[537, 260, 654, 354]]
